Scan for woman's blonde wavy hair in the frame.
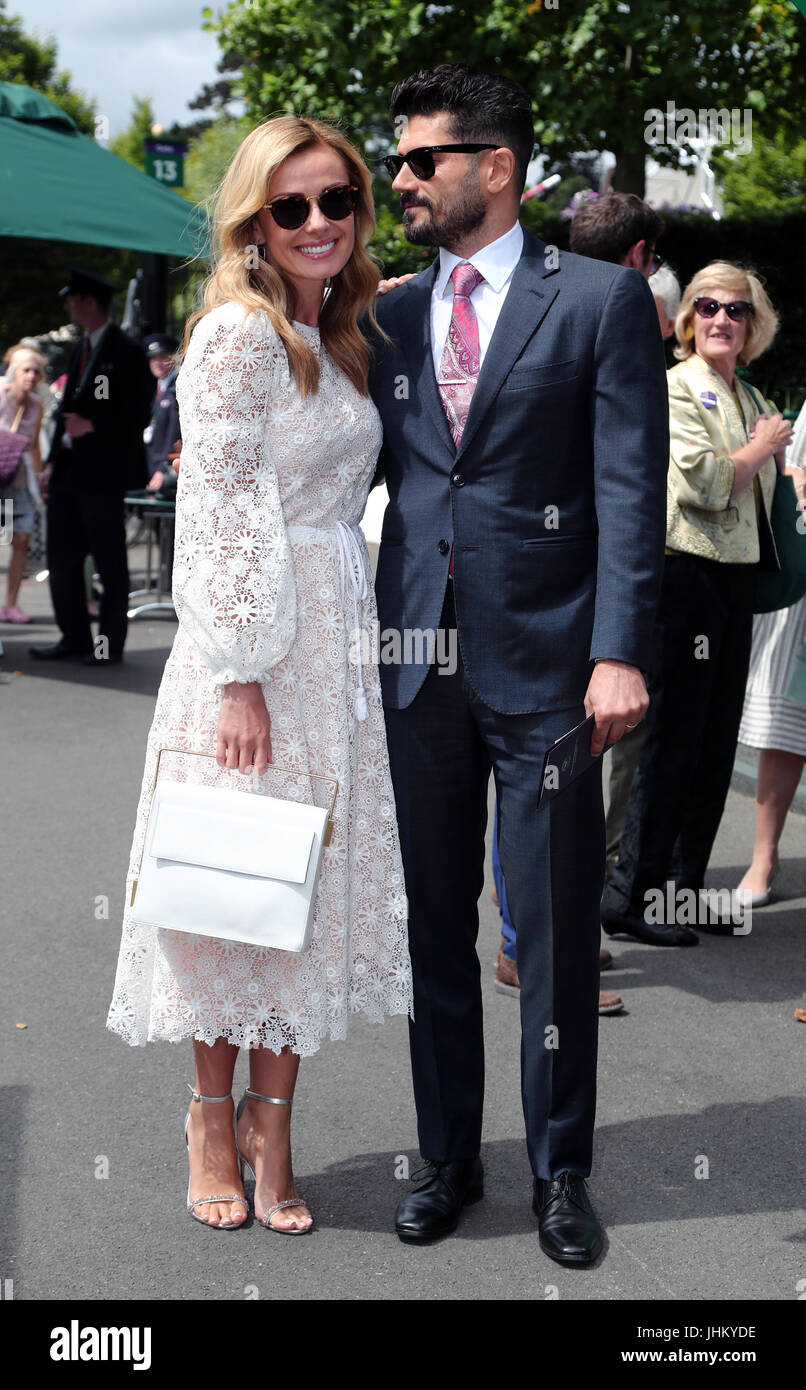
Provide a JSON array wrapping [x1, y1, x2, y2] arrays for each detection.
[[674, 261, 779, 366], [4, 346, 47, 380], [182, 115, 383, 397]]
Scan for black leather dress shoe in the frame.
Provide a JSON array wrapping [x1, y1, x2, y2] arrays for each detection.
[[533, 1173, 603, 1266], [29, 641, 92, 661], [601, 905, 698, 947], [395, 1158, 483, 1243]]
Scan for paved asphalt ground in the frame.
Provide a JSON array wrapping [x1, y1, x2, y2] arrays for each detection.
[[2, 554, 805, 1305]]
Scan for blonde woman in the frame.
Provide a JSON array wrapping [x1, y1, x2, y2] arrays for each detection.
[[602, 262, 790, 945], [107, 117, 412, 1232], [0, 348, 46, 622]]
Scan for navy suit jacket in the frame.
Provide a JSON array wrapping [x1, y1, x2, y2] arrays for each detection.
[[49, 322, 154, 494], [368, 228, 669, 714], [146, 369, 181, 478]]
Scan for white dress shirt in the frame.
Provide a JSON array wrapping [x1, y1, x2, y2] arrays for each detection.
[[430, 221, 524, 376]]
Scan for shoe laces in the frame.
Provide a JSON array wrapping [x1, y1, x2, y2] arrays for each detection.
[[410, 1160, 448, 1188], [545, 1172, 586, 1210]]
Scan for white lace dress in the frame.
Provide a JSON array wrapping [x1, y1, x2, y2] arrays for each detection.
[[107, 301, 412, 1055]]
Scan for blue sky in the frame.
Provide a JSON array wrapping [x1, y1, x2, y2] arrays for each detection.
[[21, 0, 223, 135]]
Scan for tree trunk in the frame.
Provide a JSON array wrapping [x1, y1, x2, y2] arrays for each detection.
[[611, 150, 646, 198]]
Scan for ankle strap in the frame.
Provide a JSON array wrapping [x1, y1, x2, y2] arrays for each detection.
[[246, 1087, 292, 1107], [187, 1084, 233, 1104]]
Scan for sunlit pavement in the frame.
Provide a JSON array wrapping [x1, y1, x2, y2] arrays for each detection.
[[2, 556, 804, 1302]]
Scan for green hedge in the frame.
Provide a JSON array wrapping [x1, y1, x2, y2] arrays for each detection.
[[372, 201, 806, 412]]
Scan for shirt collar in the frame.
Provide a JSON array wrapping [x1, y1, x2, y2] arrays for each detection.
[[435, 221, 524, 299], [88, 320, 109, 350]]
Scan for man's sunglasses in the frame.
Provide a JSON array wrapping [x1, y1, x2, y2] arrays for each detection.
[[382, 144, 498, 181], [263, 183, 359, 230], [693, 297, 754, 322]]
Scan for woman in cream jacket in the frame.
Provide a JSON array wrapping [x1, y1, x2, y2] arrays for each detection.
[[602, 261, 791, 945]]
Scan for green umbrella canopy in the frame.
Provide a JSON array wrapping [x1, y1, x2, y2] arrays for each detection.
[[0, 82, 208, 258]]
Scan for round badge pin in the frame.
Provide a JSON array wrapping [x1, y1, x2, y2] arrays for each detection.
[[700, 390, 717, 408]]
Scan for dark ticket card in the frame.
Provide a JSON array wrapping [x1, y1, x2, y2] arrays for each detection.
[[538, 713, 605, 808]]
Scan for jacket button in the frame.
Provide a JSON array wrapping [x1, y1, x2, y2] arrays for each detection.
[[438, 538, 449, 555], [451, 472, 465, 487]]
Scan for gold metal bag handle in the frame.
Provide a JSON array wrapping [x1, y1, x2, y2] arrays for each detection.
[[130, 746, 339, 907]]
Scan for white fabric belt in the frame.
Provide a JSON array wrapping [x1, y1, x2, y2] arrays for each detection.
[[286, 521, 369, 721]]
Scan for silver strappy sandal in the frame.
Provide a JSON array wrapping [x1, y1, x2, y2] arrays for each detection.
[[236, 1087, 313, 1235], [184, 1085, 248, 1229]]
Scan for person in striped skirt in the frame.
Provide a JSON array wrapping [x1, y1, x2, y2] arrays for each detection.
[[736, 399, 806, 912]]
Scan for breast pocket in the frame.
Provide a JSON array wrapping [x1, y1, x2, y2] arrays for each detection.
[[502, 359, 579, 393]]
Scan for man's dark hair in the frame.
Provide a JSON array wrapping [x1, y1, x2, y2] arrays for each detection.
[[568, 192, 665, 266], [389, 64, 535, 195]]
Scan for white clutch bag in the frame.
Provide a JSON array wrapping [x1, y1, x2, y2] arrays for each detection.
[[129, 748, 338, 953]]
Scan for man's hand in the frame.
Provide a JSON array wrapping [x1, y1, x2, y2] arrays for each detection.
[[584, 659, 649, 756], [377, 273, 416, 296], [63, 413, 94, 439], [146, 470, 165, 492]]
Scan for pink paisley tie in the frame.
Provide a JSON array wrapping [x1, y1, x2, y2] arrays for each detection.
[[438, 262, 484, 447], [438, 262, 483, 576]]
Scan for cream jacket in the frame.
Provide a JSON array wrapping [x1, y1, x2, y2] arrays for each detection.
[[666, 354, 777, 563]]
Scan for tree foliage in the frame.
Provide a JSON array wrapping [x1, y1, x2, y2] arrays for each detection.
[[0, 0, 96, 132], [718, 133, 806, 217], [201, 0, 806, 195], [109, 96, 156, 172], [182, 115, 246, 205]]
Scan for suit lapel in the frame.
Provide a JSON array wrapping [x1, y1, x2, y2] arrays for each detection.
[[394, 263, 456, 461], [63, 340, 84, 400], [456, 232, 559, 461], [81, 322, 112, 394]]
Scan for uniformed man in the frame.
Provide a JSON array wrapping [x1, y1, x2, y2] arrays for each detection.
[[30, 269, 154, 665], [143, 332, 181, 495]]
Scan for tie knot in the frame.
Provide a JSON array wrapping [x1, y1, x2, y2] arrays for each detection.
[[451, 262, 483, 299]]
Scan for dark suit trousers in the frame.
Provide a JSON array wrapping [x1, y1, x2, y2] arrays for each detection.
[[384, 585, 605, 1179], [47, 488, 129, 656], [603, 553, 756, 916]]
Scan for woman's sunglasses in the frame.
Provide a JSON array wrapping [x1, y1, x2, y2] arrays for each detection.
[[263, 183, 359, 231], [382, 144, 498, 181], [693, 297, 754, 322]]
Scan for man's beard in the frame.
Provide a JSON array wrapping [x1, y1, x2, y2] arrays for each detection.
[[401, 171, 487, 251]]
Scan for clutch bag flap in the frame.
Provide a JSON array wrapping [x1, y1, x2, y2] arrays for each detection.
[[130, 778, 329, 952], [148, 795, 316, 883]]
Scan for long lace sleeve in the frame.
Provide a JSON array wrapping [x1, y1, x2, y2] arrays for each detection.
[[172, 304, 296, 685]]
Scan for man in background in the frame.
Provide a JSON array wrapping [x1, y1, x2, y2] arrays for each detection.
[[569, 199, 683, 946], [143, 332, 181, 495], [31, 269, 154, 666]]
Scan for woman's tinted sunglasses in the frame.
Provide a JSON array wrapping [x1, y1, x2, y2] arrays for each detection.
[[382, 144, 497, 181], [263, 183, 359, 230], [693, 297, 754, 322]]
